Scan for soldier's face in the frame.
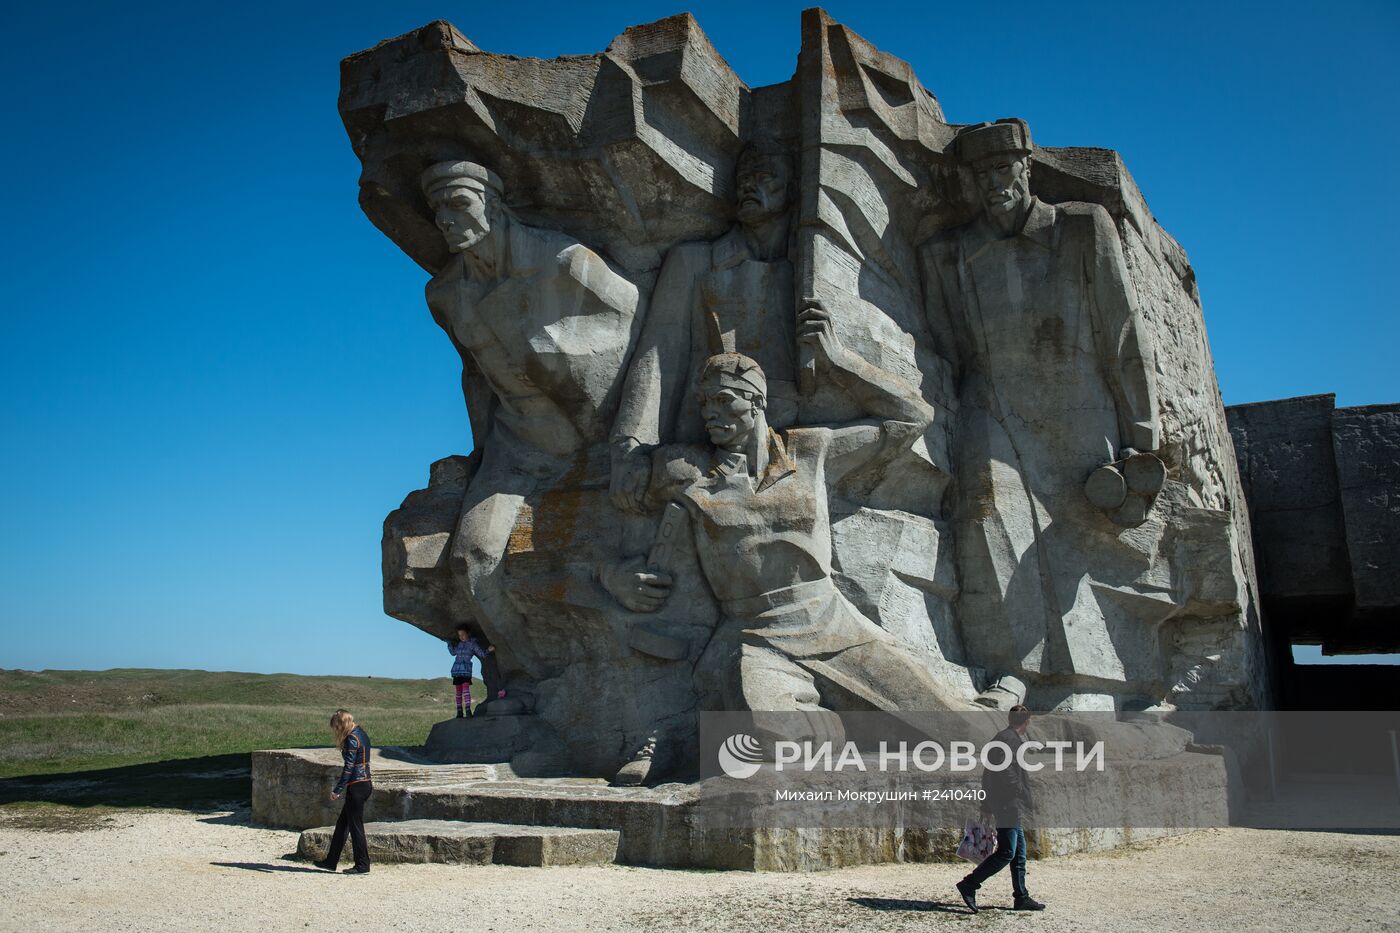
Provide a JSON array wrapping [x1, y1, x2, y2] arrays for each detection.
[[972, 153, 1031, 216], [735, 156, 790, 225], [700, 384, 762, 449], [430, 184, 493, 252]]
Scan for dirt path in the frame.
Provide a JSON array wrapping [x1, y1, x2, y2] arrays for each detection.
[[1, 808, 1395, 932]]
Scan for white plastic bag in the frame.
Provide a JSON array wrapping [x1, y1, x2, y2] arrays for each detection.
[[955, 819, 997, 863]]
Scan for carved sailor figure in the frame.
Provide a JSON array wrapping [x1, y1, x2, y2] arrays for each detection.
[[608, 142, 805, 511], [610, 141, 933, 516], [421, 159, 641, 701]]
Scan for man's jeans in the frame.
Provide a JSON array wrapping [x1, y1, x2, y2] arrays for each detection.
[[963, 827, 1028, 899]]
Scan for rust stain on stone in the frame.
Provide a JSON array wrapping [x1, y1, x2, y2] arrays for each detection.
[[969, 463, 998, 520], [517, 451, 593, 603], [507, 502, 535, 555]]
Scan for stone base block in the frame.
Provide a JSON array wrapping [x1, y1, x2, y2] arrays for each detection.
[[253, 746, 1229, 870], [297, 819, 620, 866], [423, 713, 571, 776]]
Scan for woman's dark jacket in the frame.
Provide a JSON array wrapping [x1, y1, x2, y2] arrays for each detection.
[[333, 726, 372, 795]]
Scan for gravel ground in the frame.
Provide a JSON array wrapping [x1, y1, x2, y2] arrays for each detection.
[[1, 808, 1396, 932]]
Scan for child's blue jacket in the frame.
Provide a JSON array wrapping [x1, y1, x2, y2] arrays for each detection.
[[447, 636, 488, 678]]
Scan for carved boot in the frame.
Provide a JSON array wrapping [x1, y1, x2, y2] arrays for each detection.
[[610, 735, 658, 787], [973, 674, 1027, 710]]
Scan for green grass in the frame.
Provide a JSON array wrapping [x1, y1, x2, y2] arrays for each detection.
[[0, 668, 482, 813]]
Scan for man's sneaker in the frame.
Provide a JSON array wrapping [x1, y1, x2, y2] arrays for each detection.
[[342, 866, 371, 875], [312, 859, 335, 871], [956, 879, 978, 913], [1014, 895, 1046, 911]]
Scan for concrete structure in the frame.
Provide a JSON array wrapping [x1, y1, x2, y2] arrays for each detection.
[[282, 9, 1295, 870], [1226, 393, 1400, 707], [1227, 394, 1399, 654], [342, 10, 1267, 791]]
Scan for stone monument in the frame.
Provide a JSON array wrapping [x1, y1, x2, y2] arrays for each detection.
[[356, 9, 1268, 786]]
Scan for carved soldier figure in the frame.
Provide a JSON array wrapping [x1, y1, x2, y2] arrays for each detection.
[[608, 142, 804, 512], [613, 141, 796, 444], [421, 160, 641, 702], [604, 349, 965, 718], [919, 120, 1162, 704], [610, 141, 930, 513]]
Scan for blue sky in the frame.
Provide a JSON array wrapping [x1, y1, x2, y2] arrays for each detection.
[[2, 1, 1396, 678]]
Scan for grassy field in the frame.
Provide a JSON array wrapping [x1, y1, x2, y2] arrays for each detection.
[[0, 668, 481, 813]]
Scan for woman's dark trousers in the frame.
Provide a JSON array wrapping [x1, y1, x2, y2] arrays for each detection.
[[324, 782, 373, 870]]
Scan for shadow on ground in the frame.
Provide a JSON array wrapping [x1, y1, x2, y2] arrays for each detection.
[[211, 860, 328, 875], [0, 754, 251, 810], [849, 896, 1033, 915], [849, 897, 974, 915]]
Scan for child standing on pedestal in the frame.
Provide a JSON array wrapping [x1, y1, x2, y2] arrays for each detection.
[[446, 626, 492, 717]]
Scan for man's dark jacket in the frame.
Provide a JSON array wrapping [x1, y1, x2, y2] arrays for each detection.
[[982, 726, 1033, 826]]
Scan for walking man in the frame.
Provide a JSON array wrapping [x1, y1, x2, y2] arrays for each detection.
[[957, 704, 1046, 911]]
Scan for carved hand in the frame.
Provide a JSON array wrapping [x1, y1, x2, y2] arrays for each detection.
[[797, 709, 846, 751], [609, 438, 654, 514], [797, 300, 855, 375], [1085, 447, 1167, 527], [599, 557, 673, 613]]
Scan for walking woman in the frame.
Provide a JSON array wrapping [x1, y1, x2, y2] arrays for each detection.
[[314, 709, 373, 874]]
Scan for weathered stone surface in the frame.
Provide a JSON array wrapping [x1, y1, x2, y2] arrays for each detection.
[[340, 16, 747, 275], [383, 455, 473, 628], [297, 819, 620, 866], [1331, 404, 1400, 610], [350, 8, 1266, 785]]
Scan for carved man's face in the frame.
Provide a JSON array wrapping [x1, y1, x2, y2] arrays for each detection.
[[429, 184, 494, 253], [700, 382, 763, 450], [735, 153, 791, 226], [971, 152, 1031, 217]]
